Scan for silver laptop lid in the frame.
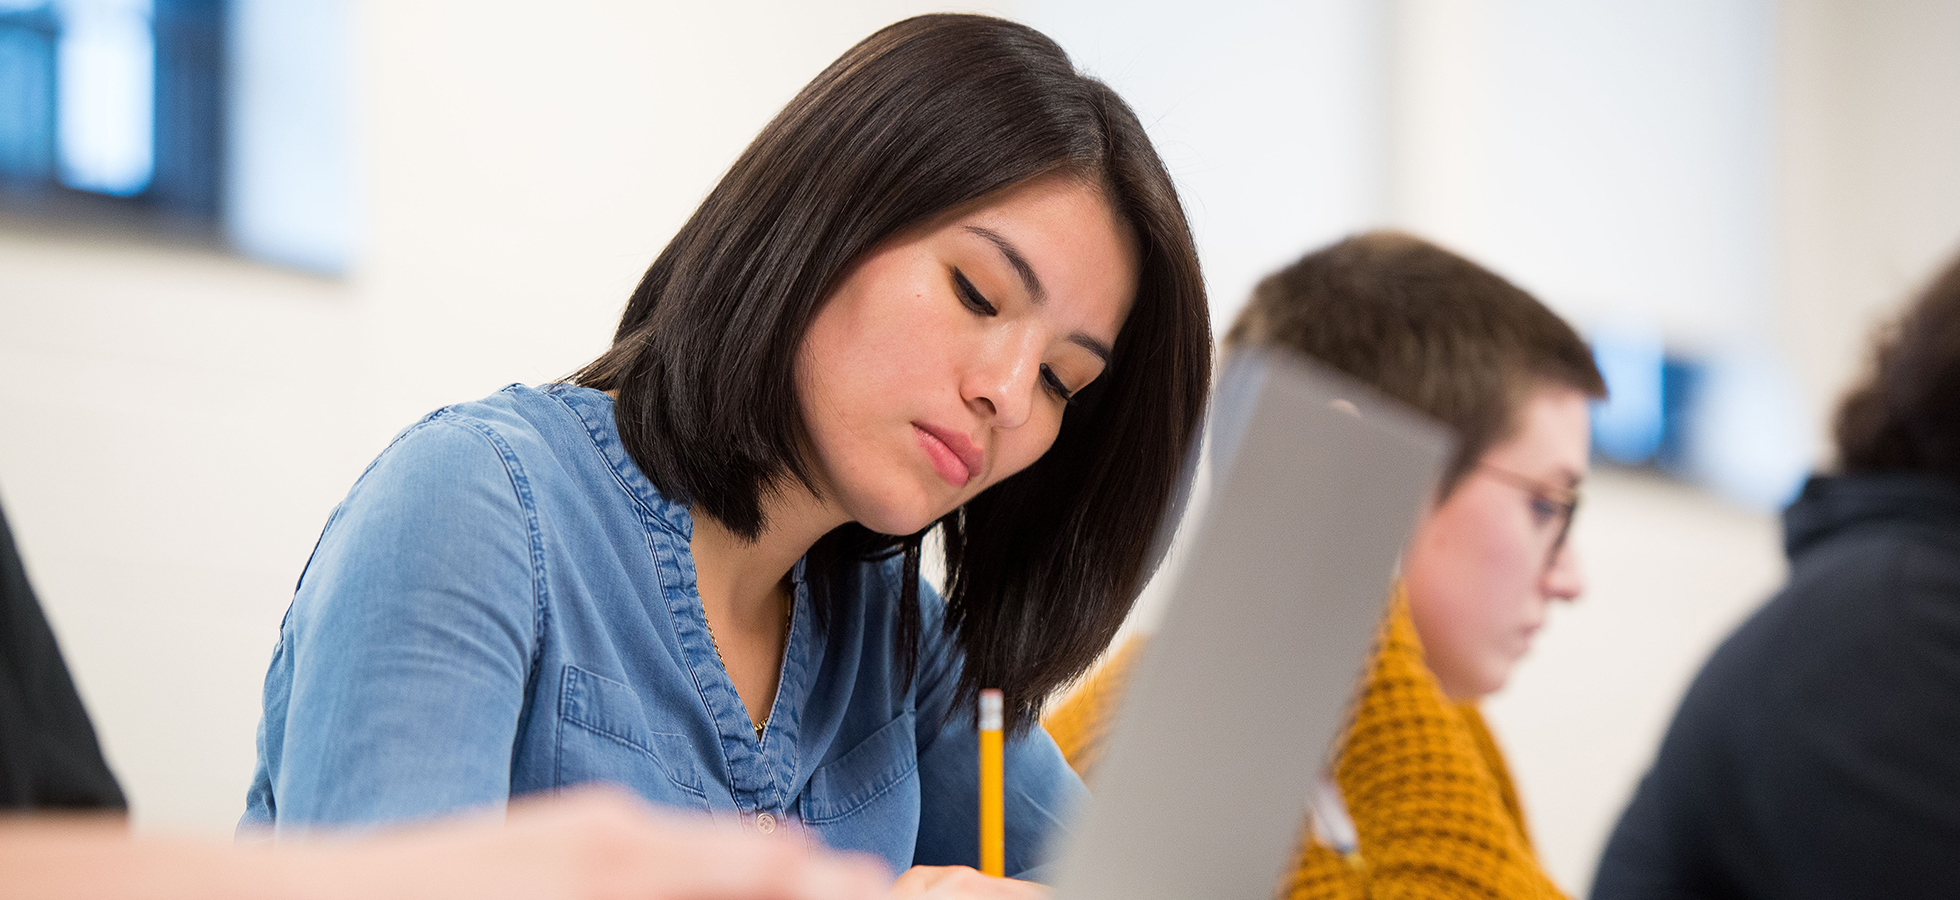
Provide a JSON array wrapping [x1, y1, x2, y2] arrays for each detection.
[[1050, 349, 1451, 900]]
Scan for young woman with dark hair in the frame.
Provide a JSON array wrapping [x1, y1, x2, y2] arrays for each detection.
[[241, 13, 1210, 893]]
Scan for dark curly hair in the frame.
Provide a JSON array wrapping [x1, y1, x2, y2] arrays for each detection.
[[1835, 249, 1960, 476]]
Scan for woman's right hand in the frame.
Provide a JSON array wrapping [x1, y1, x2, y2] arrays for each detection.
[[887, 866, 1050, 900]]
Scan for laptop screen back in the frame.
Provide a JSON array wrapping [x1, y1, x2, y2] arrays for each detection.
[[1049, 350, 1451, 900]]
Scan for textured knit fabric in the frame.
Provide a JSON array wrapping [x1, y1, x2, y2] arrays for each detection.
[[1044, 587, 1565, 900], [1040, 636, 1143, 783], [1592, 473, 1960, 899]]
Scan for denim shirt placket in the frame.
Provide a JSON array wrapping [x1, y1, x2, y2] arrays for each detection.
[[646, 496, 817, 835], [552, 384, 814, 830]]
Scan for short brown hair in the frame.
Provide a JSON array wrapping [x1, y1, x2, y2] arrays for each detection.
[[1226, 231, 1605, 494], [1834, 248, 1960, 476]]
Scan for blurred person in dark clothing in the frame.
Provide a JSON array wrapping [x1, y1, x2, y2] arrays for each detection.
[[0, 502, 125, 811], [1592, 249, 1960, 899]]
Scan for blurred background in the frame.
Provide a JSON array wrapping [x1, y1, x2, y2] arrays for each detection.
[[1, 0, 1956, 893]]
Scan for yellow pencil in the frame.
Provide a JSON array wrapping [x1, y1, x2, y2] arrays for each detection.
[[978, 688, 1005, 877]]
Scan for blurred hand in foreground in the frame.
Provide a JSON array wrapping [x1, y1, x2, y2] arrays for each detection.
[[888, 865, 1050, 900], [3, 785, 891, 900]]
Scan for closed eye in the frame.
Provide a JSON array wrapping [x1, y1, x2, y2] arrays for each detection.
[[1041, 364, 1077, 403], [1528, 495, 1561, 525], [952, 269, 997, 316]]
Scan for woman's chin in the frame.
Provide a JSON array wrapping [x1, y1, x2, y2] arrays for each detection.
[[851, 499, 951, 538], [1428, 656, 1513, 702]]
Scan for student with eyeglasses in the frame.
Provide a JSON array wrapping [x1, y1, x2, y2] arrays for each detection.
[[1044, 231, 1605, 900]]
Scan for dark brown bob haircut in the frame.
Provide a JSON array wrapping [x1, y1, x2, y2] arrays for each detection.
[[1226, 231, 1604, 495], [575, 14, 1211, 731], [1835, 248, 1960, 477]]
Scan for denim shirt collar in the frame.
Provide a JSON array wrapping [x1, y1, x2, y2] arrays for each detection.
[[545, 384, 694, 538], [544, 383, 809, 588]]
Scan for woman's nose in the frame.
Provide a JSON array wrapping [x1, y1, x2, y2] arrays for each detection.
[[964, 331, 1043, 429], [1541, 540, 1585, 603]]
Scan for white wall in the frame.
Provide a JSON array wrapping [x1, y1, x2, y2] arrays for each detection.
[[4, 7, 1959, 892], [0, 0, 969, 835], [1775, 0, 1960, 464], [0, 225, 362, 834], [1016, 0, 1390, 330], [1392, 0, 1778, 350]]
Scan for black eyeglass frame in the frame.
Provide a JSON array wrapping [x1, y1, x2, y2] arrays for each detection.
[[1474, 462, 1580, 571]]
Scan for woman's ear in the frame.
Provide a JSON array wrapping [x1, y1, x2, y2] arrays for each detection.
[[1416, 477, 1450, 523], [1400, 481, 1449, 580]]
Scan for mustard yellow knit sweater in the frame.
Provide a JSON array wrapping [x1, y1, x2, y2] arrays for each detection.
[[1043, 590, 1567, 900]]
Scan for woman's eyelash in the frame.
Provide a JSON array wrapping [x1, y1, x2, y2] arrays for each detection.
[[951, 269, 997, 315], [951, 267, 1076, 404], [1041, 365, 1077, 403], [1528, 496, 1559, 523]]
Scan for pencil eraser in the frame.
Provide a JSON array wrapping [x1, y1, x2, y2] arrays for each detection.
[[979, 688, 1003, 731]]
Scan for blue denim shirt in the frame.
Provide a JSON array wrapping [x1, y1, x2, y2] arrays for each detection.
[[242, 384, 1084, 877]]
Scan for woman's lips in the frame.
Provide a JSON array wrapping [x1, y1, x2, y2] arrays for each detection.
[[914, 423, 980, 488]]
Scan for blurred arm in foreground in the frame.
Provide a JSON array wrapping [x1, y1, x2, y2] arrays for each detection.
[[2, 786, 891, 900], [3, 498, 887, 900]]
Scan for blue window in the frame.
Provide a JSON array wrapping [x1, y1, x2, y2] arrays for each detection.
[[0, 0, 224, 219]]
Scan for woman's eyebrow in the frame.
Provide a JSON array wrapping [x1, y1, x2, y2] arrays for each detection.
[[964, 224, 1113, 367], [1070, 333, 1113, 367], [964, 225, 1045, 304]]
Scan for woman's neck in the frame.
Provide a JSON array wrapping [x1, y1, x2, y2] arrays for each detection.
[[688, 489, 844, 732], [688, 488, 843, 629]]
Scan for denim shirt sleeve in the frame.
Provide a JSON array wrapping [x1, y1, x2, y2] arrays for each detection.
[[269, 417, 539, 831], [909, 584, 1087, 880]]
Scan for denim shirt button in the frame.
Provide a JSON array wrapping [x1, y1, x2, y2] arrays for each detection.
[[755, 812, 777, 834]]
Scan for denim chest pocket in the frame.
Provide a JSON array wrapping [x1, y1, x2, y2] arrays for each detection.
[[556, 665, 712, 813], [800, 711, 921, 867]]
